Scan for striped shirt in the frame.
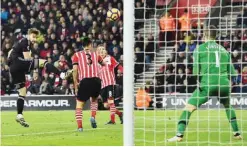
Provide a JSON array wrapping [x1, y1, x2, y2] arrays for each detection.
[[72, 51, 102, 80], [99, 55, 122, 88]]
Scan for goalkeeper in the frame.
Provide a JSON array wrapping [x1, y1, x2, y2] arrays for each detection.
[[167, 25, 242, 142]]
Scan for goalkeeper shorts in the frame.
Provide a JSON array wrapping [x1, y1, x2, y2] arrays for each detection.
[[188, 84, 230, 107]]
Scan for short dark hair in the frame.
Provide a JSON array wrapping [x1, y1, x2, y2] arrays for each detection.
[[28, 28, 40, 35], [204, 25, 217, 39], [184, 9, 188, 13], [81, 37, 92, 47]]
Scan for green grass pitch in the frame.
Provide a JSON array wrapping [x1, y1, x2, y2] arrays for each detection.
[[1, 111, 123, 146], [135, 110, 247, 146], [1, 110, 246, 146]]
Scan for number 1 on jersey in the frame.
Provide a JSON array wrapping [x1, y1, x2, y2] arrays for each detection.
[[215, 51, 219, 67]]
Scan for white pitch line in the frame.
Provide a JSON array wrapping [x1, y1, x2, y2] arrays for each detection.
[[1, 128, 121, 138], [1, 130, 75, 137]]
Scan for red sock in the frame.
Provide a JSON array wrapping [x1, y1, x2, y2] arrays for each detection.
[[110, 104, 116, 123], [115, 108, 122, 117], [91, 102, 98, 118], [75, 108, 82, 128]]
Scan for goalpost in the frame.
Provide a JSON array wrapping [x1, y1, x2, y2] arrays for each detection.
[[123, 0, 135, 146], [125, 0, 247, 146]]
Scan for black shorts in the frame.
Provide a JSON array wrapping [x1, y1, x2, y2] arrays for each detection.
[[100, 85, 116, 103], [9, 58, 34, 88], [77, 77, 101, 102]]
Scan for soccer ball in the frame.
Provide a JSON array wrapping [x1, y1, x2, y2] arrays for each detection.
[[107, 8, 121, 21]]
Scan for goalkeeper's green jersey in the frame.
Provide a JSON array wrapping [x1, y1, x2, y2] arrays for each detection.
[[193, 40, 236, 84]]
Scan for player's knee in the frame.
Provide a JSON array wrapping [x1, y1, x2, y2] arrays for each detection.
[[76, 100, 84, 108], [224, 104, 230, 109], [18, 87, 27, 97], [104, 103, 109, 109], [223, 102, 231, 109], [184, 104, 197, 112], [107, 97, 114, 105], [225, 106, 234, 113]]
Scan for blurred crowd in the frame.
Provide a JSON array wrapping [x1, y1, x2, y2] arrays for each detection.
[[146, 28, 247, 95], [1, 0, 247, 98], [237, 7, 247, 27], [1, 0, 123, 95]]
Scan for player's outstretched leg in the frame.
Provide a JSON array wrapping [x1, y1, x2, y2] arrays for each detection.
[[16, 86, 29, 127], [167, 89, 208, 142], [167, 103, 196, 142], [37, 59, 60, 75], [75, 99, 84, 132], [90, 97, 98, 128], [221, 97, 242, 140]]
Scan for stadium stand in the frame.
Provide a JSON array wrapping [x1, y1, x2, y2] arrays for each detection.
[[1, 0, 247, 97], [1, 0, 123, 95]]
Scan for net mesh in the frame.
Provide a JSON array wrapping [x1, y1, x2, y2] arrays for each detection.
[[134, 0, 247, 146]]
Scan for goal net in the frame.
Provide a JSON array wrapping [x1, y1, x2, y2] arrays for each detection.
[[132, 0, 247, 146]]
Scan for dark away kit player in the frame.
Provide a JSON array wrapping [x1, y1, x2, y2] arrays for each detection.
[[8, 28, 61, 127]]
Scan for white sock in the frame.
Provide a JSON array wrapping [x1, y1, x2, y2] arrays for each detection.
[[17, 114, 23, 118]]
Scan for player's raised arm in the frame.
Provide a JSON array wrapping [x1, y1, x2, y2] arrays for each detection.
[[113, 58, 123, 73], [116, 64, 123, 72]]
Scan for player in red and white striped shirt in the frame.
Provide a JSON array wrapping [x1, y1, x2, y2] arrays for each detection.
[[71, 37, 103, 131], [97, 46, 123, 124]]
